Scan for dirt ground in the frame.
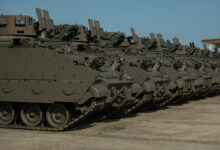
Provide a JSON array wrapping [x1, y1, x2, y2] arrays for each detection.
[[1, 96, 220, 150]]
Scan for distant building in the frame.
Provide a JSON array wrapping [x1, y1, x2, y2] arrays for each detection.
[[202, 38, 220, 51]]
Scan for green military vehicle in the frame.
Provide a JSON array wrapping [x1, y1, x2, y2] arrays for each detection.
[[0, 9, 140, 131], [0, 8, 219, 131], [84, 20, 178, 112]]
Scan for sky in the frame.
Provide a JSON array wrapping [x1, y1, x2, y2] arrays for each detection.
[[1, 0, 220, 48]]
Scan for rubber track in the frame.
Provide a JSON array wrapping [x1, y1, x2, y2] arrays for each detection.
[[96, 92, 179, 121]]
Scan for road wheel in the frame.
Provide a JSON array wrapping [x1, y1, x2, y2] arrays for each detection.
[[20, 103, 43, 127], [46, 104, 70, 128], [0, 103, 15, 125]]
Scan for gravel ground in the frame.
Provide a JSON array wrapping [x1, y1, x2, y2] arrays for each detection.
[[1, 96, 220, 150]]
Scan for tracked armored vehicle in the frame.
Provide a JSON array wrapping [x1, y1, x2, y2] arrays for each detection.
[[184, 44, 220, 96], [33, 9, 141, 112], [0, 9, 139, 131], [1, 8, 220, 131], [83, 20, 179, 113], [122, 31, 203, 104]]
